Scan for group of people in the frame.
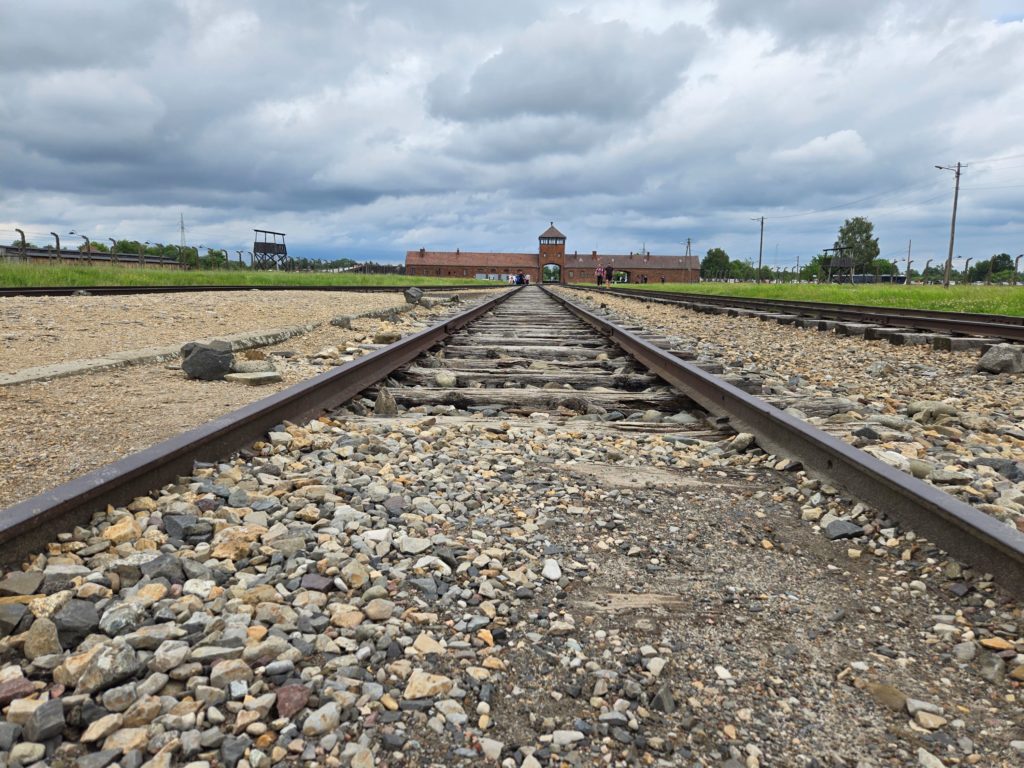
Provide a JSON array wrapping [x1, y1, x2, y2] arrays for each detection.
[[507, 272, 530, 285], [594, 266, 662, 286]]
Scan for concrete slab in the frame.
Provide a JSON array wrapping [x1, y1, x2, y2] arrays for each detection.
[[864, 326, 913, 341], [888, 333, 934, 346], [224, 371, 284, 385], [932, 336, 1004, 352], [834, 323, 874, 336]]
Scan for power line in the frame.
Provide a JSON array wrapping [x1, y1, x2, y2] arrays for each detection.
[[763, 180, 942, 220]]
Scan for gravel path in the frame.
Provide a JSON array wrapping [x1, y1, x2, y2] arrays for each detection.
[[0, 291, 410, 374], [0, 412, 1020, 766], [558, 288, 1024, 535]]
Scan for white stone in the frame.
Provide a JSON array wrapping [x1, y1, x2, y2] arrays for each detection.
[[542, 559, 562, 581]]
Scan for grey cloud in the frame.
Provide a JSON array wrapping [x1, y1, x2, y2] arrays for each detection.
[[427, 16, 703, 121]]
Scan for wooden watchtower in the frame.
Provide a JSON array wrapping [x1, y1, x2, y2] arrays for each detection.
[[252, 230, 290, 270]]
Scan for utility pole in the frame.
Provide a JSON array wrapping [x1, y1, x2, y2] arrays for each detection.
[[751, 216, 764, 283], [937, 162, 965, 288], [905, 239, 912, 286]]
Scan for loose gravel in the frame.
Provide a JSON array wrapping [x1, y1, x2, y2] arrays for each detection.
[[0, 412, 1021, 767], [558, 289, 1024, 536], [0, 287, 1022, 767], [0, 297, 478, 509]]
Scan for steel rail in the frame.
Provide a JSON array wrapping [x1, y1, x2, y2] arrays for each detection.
[[0, 284, 506, 299], [0, 288, 519, 566], [544, 287, 1024, 593], [582, 286, 1024, 341]]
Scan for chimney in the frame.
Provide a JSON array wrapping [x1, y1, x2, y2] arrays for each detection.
[[419, 248, 425, 257], [592, 250, 597, 257]]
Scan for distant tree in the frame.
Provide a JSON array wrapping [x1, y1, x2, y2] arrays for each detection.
[[834, 216, 880, 270], [870, 258, 895, 276], [701, 248, 730, 279], [727, 259, 755, 280], [9, 239, 37, 248], [799, 253, 829, 282]]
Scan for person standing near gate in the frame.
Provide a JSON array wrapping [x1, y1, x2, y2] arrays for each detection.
[[596, 266, 604, 287], [604, 265, 613, 286]]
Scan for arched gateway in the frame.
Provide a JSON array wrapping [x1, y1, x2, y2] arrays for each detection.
[[404, 224, 699, 284]]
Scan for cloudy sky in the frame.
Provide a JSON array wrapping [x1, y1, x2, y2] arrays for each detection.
[[2, 0, 1023, 269]]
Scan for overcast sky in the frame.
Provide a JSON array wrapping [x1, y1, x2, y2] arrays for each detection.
[[2, 0, 1023, 269]]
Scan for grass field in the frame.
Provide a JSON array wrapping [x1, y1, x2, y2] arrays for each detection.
[[591, 281, 1024, 317], [0, 261, 492, 288]]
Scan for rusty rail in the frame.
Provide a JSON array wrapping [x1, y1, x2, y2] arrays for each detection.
[[0, 288, 518, 565], [0, 284, 507, 299], [545, 287, 1024, 593], [581, 286, 1024, 341]]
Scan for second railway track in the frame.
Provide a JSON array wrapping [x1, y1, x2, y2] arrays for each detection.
[[1, 286, 1023, 765]]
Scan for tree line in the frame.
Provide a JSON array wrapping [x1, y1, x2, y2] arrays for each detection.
[[7, 239, 372, 272], [699, 217, 1018, 282]]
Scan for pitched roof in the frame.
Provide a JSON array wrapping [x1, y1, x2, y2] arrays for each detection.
[[405, 251, 538, 268], [539, 223, 565, 239], [563, 252, 700, 270]]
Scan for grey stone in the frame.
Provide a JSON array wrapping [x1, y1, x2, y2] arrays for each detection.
[[303, 701, 340, 736], [231, 358, 276, 374], [42, 564, 90, 592], [0, 571, 44, 596], [0, 722, 21, 751], [23, 698, 64, 742], [221, 735, 252, 768], [330, 315, 353, 328], [139, 553, 185, 582], [54, 599, 100, 647], [75, 640, 141, 694], [78, 749, 124, 768], [404, 287, 424, 304], [99, 602, 147, 636], [651, 684, 676, 713], [181, 340, 234, 380], [977, 343, 1024, 374], [224, 371, 283, 385], [374, 387, 398, 417], [0, 603, 28, 637], [824, 519, 864, 540]]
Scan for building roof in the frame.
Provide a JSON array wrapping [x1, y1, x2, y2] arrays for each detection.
[[406, 250, 538, 268], [539, 223, 565, 239], [563, 252, 700, 270]]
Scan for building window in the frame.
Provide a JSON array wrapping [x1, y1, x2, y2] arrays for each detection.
[[569, 271, 574, 278], [463, 269, 467, 276]]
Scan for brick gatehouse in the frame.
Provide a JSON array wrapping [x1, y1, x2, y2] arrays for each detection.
[[405, 224, 700, 284]]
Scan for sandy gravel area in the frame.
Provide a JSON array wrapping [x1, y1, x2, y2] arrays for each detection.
[[0, 298, 472, 508], [0, 290, 409, 373]]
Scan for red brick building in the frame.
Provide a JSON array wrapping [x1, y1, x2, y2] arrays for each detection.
[[405, 224, 700, 284]]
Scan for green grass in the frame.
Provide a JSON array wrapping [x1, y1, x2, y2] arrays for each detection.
[[583, 281, 1024, 317], [0, 261, 492, 289]]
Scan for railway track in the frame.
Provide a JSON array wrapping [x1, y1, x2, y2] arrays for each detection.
[[585, 285, 1024, 344], [4, 285, 1022, 582], [2, 285, 1023, 765], [0, 284, 504, 299]]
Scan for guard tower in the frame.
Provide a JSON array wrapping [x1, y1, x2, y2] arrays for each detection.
[[252, 229, 290, 270], [538, 222, 566, 282]]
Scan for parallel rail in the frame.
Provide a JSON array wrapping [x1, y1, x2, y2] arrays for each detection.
[[3, 284, 1023, 593], [0, 284, 506, 299], [0, 288, 518, 564], [584, 285, 1024, 342], [546, 287, 1024, 592]]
